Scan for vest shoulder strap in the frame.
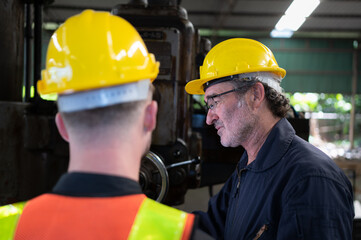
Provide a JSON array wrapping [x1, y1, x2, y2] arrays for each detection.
[[0, 202, 26, 240], [129, 198, 194, 240]]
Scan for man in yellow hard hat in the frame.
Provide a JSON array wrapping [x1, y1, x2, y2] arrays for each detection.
[[185, 38, 354, 239], [6, 10, 212, 240]]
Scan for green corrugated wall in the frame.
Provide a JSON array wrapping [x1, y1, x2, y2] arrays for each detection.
[[258, 38, 361, 94]]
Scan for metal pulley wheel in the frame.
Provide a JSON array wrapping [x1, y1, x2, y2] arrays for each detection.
[[139, 151, 169, 202]]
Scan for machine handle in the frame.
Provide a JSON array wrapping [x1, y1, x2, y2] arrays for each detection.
[[166, 157, 200, 169]]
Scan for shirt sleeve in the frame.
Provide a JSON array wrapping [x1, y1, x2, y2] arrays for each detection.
[[277, 175, 354, 240]]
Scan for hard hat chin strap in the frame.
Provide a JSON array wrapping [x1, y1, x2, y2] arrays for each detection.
[[57, 79, 150, 112]]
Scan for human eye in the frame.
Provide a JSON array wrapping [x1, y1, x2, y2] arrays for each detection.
[[206, 98, 217, 110]]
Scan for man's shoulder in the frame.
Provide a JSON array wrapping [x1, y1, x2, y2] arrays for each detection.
[[281, 136, 349, 184], [287, 135, 333, 166]]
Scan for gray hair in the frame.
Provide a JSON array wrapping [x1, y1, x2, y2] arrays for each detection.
[[229, 72, 290, 118]]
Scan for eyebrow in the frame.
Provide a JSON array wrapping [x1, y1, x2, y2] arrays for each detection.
[[205, 92, 221, 101]]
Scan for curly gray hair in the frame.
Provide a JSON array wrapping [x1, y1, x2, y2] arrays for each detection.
[[229, 72, 290, 118]]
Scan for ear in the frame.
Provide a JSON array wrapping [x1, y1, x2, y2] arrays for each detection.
[[250, 82, 265, 109], [144, 100, 158, 133], [55, 113, 69, 142]]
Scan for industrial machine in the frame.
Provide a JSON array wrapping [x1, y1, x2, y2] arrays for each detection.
[[0, 0, 242, 206], [111, 0, 202, 205]]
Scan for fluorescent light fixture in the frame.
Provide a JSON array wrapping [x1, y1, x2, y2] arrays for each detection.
[[275, 15, 306, 31], [286, 0, 320, 18], [270, 29, 294, 38], [270, 0, 320, 38]]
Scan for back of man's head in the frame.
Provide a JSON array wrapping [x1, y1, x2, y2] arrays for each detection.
[[61, 100, 145, 141], [36, 10, 159, 142]]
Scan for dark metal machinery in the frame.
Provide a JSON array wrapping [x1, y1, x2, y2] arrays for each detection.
[[0, 0, 69, 205], [0, 0, 218, 206], [112, 0, 202, 205]]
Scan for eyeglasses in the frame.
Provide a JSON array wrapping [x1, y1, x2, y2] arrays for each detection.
[[205, 88, 243, 111]]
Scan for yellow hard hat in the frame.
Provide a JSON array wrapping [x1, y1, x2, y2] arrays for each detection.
[[38, 9, 159, 96], [185, 38, 286, 95]]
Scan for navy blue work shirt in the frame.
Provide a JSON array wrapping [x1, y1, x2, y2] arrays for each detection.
[[195, 118, 354, 239]]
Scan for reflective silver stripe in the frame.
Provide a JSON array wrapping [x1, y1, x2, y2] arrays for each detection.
[[57, 79, 150, 112]]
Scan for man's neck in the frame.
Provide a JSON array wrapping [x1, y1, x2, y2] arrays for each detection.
[[67, 140, 143, 182], [243, 117, 281, 165]]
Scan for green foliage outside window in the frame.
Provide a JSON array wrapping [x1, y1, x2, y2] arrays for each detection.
[[286, 93, 360, 114], [286, 93, 361, 148]]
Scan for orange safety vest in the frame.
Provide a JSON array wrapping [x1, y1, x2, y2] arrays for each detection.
[[14, 193, 195, 240]]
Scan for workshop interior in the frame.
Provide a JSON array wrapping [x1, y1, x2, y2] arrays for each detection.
[[1, 0, 361, 237]]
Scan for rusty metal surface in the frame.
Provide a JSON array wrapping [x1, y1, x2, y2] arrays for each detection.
[[112, 3, 195, 146], [152, 81, 177, 145], [0, 0, 24, 101]]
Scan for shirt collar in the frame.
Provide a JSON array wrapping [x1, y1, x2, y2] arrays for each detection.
[[239, 118, 295, 172], [52, 172, 143, 197]]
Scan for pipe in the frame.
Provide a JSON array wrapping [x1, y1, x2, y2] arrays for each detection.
[[148, 0, 177, 7], [33, 0, 42, 101], [128, 0, 148, 6], [24, 3, 32, 102], [349, 42, 358, 150], [0, 0, 24, 101]]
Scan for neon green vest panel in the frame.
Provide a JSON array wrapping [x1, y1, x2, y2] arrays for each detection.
[[128, 197, 189, 240], [0, 202, 26, 240]]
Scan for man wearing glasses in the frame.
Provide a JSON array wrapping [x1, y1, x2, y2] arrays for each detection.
[[185, 38, 354, 239]]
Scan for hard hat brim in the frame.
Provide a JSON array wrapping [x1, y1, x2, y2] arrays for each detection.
[[185, 68, 286, 95]]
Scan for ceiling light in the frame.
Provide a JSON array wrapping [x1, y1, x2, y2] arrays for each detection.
[[270, 29, 294, 38], [286, 0, 320, 18], [275, 15, 306, 32], [270, 0, 320, 38]]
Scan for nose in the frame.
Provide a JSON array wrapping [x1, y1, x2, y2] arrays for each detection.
[[206, 109, 218, 125]]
